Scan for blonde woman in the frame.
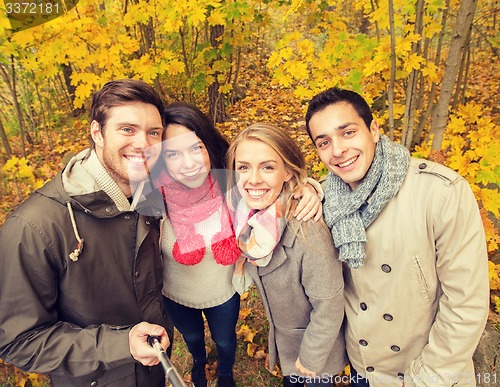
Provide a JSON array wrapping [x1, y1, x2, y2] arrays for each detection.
[[152, 106, 323, 387], [227, 123, 347, 386]]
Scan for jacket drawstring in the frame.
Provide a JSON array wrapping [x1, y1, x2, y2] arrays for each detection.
[[67, 202, 84, 261]]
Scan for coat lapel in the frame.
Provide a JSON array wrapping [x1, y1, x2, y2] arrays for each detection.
[[257, 221, 299, 276]]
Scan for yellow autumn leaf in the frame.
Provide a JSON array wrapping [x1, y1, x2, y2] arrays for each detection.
[[240, 291, 249, 301], [0, 6, 12, 32], [297, 39, 314, 58], [166, 59, 185, 75], [237, 324, 257, 343], [404, 53, 424, 72], [267, 51, 282, 69], [208, 9, 226, 26], [421, 62, 440, 82], [286, 31, 303, 43], [479, 188, 500, 218], [17, 164, 35, 180], [284, 61, 308, 80], [11, 30, 33, 47], [294, 85, 313, 100], [247, 343, 258, 357], [488, 261, 500, 290], [188, 7, 206, 26], [239, 307, 251, 319], [457, 103, 483, 124]]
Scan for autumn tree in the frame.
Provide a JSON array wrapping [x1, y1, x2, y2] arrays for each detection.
[[430, 0, 478, 151]]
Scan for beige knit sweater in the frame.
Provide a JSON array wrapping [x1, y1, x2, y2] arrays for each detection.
[[160, 207, 237, 309]]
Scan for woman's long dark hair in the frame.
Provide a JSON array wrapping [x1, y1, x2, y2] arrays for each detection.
[[154, 102, 230, 192]]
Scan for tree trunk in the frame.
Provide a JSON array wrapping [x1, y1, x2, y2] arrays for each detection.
[[430, 0, 478, 151], [387, 0, 396, 140], [209, 24, 228, 123], [0, 117, 12, 158], [32, 74, 54, 150], [370, 0, 381, 42], [62, 64, 85, 116], [414, 0, 451, 147], [402, 0, 425, 148], [0, 59, 27, 157], [452, 23, 473, 110]]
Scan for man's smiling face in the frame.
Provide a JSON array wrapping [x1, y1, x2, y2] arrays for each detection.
[[308, 102, 380, 190], [91, 101, 164, 196]]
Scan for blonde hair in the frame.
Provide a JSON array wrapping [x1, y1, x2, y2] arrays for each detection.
[[226, 123, 308, 218]]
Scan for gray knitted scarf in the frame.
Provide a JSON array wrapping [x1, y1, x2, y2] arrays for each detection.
[[323, 135, 410, 268]]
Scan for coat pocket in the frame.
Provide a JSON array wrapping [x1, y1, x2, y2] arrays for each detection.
[[410, 255, 437, 304]]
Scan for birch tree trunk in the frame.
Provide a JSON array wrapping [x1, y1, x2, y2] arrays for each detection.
[[430, 0, 478, 151]]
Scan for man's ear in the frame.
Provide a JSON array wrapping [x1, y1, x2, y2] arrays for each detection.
[[370, 120, 381, 143], [90, 120, 104, 148]]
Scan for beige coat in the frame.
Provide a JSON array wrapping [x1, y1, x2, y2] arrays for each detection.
[[341, 158, 489, 387]]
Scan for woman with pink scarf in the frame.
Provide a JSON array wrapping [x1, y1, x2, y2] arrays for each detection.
[[153, 104, 322, 387]]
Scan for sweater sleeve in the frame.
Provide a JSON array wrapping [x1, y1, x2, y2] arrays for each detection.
[[405, 177, 489, 387], [297, 221, 345, 374], [0, 215, 134, 377]]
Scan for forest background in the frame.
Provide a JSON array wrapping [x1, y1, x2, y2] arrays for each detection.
[[0, 0, 499, 386]]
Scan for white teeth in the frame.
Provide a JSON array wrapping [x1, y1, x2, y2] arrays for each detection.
[[247, 189, 266, 198], [127, 156, 146, 163], [182, 170, 198, 177], [338, 157, 357, 168]]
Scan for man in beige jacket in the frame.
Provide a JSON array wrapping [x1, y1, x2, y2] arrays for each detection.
[[305, 87, 490, 387]]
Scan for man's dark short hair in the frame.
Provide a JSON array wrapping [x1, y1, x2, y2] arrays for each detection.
[[305, 87, 373, 139]]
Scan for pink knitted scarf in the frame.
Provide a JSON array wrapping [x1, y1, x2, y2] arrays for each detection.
[[154, 171, 240, 266]]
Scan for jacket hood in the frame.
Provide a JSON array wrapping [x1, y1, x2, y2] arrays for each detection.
[[36, 149, 162, 217], [36, 149, 114, 215]]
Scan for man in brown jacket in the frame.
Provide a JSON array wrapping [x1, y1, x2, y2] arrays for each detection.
[[0, 79, 173, 387]]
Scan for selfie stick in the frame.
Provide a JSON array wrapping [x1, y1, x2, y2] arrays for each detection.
[[147, 335, 187, 387]]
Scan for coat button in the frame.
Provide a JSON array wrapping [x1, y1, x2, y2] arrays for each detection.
[[360, 302, 367, 311], [145, 220, 151, 225], [383, 313, 394, 321], [90, 381, 98, 387], [359, 339, 368, 346], [398, 373, 405, 379], [391, 345, 401, 352], [124, 214, 130, 220], [366, 367, 375, 372], [381, 264, 391, 273], [418, 162, 427, 170], [105, 207, 112, 213], [135, 271, 140, 277]]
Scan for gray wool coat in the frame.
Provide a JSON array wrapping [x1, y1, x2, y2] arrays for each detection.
[[245, 218, 347, 377]]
